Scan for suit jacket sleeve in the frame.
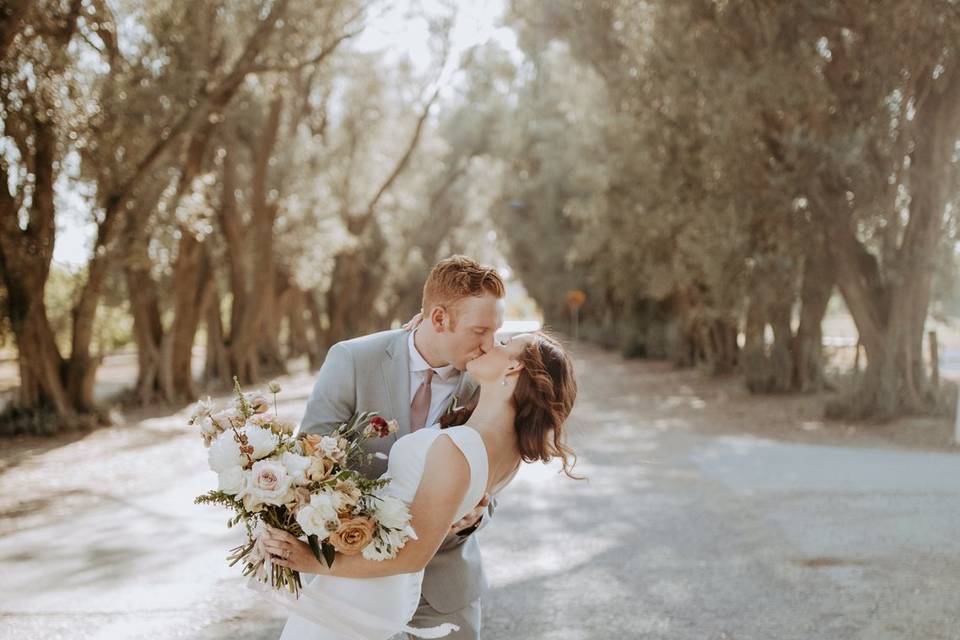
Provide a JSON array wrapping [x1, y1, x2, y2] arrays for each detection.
[[299, 343, 357, 437]]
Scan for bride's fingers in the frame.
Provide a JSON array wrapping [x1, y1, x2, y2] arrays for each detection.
[[271, 529, 296, 543], [263, 527, 294, 544], [263, 540, 287, 555], [266, 525, 288, 539]]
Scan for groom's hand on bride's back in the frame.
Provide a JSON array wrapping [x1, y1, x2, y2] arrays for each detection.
[[450, 494, 490, 537]]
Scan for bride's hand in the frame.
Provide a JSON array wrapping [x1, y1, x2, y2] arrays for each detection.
[[401, 312, 423, 331], [262, 526, 324, 573]]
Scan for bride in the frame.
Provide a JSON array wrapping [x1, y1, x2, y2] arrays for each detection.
[[260, 331, 580, 640]]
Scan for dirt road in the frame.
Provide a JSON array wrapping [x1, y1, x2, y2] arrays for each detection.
[[1, 343, 958, 639]]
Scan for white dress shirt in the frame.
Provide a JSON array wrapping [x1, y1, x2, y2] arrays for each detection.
[[408, 329, 461, 430]]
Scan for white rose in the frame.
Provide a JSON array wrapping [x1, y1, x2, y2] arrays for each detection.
[[252, 459, 293, 499], [240, 425, 278, 460], [281, 452, 312, 486], [296, 492, 341, 540], [208, 431, 243, 472], [240, 459, 293, 510], [217, 466, 246, 495]]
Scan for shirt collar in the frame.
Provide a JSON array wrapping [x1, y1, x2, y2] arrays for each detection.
[[408, 330, 459, 381]]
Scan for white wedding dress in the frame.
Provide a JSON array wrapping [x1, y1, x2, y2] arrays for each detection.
[[254, 425, 489, 640]]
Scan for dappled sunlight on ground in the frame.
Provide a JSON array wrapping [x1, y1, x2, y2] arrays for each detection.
[[1, 342, 959, 639]]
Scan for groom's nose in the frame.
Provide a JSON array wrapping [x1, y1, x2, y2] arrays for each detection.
[[481, 334, 495, 353]]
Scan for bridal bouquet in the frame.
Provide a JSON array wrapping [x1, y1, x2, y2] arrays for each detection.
[[191, 378, 417, 596]]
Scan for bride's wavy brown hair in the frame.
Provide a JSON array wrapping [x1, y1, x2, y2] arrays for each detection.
[[441, 331, 581, 479]]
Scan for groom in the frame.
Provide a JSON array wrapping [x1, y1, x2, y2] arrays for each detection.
[[299, 255, 506, 640]]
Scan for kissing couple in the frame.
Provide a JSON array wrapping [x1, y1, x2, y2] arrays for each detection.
[[258, 255, 580, 640]]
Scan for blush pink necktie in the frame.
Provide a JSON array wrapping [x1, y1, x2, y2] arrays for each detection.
[[410, 369, 435, 432]]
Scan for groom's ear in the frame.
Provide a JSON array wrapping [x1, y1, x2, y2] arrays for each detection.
[[429, 305, 449, 332]]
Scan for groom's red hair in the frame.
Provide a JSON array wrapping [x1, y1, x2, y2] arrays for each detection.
[[422, 255, 505, 326]]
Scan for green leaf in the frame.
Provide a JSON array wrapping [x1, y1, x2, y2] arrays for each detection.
[[321, 542, 336, 568], [307, 534, 323, 562]]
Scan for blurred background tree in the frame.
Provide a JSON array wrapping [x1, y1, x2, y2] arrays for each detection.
[[2, 0, 959, 434]]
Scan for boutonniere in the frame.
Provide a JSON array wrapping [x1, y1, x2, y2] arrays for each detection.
[[444, 394, 464, 416]]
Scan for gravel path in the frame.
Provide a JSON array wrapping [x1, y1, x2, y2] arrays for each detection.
[[1, 343, 958, 639]]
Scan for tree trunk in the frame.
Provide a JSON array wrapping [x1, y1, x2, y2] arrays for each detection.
[[708, 317, 739, 374], [204, 282, 231, 384], [257, 268, 289, 377], [161, 232, 213, 403], [323, 224, 388, 348], [792, 239, 834, 392], [828, 64, 960, 420], [0, 0, 31, 61], [125, 254, 164, 405], [225, 96, 284, 383], [304, 289, 326, 369], [0, 114, 81, 431], [285, 287, 311, 359]]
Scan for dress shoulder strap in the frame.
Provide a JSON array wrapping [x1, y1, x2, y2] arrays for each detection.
[[439, 426, 489, 495]]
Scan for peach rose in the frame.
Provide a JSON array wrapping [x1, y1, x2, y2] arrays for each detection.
[[306, 455, 335, 482], [284, 486, 313, 515], [301, 434, 324, 455], [329, 516, 375, 555], [334, 479, 363, 511]]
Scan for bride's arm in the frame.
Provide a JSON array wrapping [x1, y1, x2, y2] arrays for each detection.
[[266, 435, 469, 578]]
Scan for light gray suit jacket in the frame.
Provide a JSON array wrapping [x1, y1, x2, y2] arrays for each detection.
[[299, 329, 492, 613]]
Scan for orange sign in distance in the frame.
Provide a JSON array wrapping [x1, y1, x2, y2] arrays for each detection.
[[566, 290, 586, 311]]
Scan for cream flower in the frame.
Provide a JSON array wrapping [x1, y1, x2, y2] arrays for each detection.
[[317, 435, 345, 461], [238, 425, 279, 460], [197, 415, 224, 447], [246, 413, 273, 428], [211, 408, 242, 430], [208, 431, 243, 472], [306, 455, 335, 482], [281, 452, 312, 486], [191, 396, 215, 420], [284, 486, 312, 516], [273, 420, 295, 436], [361, 538, 393, 561], [217, 466, 246, 495], [240, 459, 293, 511], [360, 527, 413, 561], [296, 492, 342, 540], [374, 494, 415, 531], [334, 479, 362, 511]]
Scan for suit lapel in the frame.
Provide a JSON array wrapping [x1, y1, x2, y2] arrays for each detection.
[[382, 331, 412, 440]]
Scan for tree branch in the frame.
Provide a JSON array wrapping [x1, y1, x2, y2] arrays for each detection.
[[250, 26, 363, 73]]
